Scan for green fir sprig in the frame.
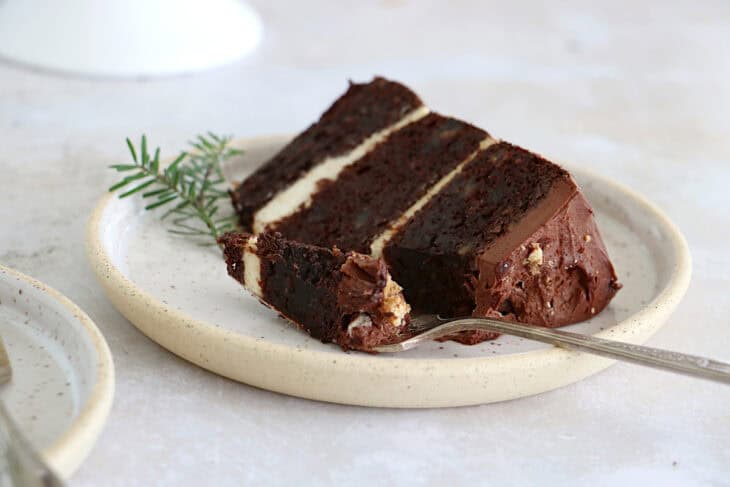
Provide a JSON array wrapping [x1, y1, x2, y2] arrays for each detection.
[[109, 133, 242, 246]]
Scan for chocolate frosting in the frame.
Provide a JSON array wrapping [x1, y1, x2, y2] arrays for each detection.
[[336, 253, 411, 351], [456, 189, 622, 344], [476, 189, 621, 322], [337, 253, 389, 316]]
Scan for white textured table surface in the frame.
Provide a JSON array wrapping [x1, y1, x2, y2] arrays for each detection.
[[2, 1, 729, 485]]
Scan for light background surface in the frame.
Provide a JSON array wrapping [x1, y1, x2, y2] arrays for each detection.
[[1, 1, 728, 485]]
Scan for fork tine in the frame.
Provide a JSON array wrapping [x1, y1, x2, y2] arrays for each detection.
[[369, 315, 446, 353], [0, 337, 12, 385], [370, 342, 407, 353], [407, 314, 441, 334]]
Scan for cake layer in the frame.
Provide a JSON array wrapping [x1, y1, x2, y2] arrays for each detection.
[[384, 142, 620, 342], [370, 137, 499, 257], [219, 232, 411, 351], [270, 113, 490, 253], [231, 77, 424, 230], [253, 105, 429, 233]]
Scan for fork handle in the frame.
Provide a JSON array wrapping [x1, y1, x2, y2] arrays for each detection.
[[0, 402, 64, 486], [444, 318, 730, 384]]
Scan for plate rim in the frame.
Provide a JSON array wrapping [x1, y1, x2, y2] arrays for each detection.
[[0, 264, 115, 478], [86, 134, 691, 408]]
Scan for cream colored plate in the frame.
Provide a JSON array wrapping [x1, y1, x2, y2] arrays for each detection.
[[86, 135, 690, 408], [0, 265, 114, 478]]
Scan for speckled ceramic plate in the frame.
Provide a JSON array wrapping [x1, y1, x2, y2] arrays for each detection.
[[0, 265, 114, 478], [87, 135, 691, 408]]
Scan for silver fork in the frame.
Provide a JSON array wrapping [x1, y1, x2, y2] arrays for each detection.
[[0, 336, 64, 487], [373, 315, 730, 384]]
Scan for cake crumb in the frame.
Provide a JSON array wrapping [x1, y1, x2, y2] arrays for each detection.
[[584, 234, 592, 242], [524, 243, 543, 275], [590, 307, 596, 314], [457, 243, 473, 255]]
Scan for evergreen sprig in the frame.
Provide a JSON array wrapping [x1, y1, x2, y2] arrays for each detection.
[[109, 133, 242, 245]]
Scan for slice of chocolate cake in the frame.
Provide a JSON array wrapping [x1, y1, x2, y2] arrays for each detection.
[[219, 232, 411, 351], [226, 76, 621, 348]]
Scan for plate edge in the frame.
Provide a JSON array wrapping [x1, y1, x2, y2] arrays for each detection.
[[85, 134, 692, 408], [0, 264, 116, 478]]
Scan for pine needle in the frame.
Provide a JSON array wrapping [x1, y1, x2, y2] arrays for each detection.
[[109, 133, 242, 246]]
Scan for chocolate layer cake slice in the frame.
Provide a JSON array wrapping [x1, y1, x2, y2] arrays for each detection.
[[219, 232, 411, 351], [226, 76, 621, 348]]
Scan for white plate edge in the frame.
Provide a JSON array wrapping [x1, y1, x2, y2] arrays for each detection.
[[0, 264, 116, 478]]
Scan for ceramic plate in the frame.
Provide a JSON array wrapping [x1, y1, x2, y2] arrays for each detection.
[[87, 135, 690, 408], [0, 265, 114, 478]]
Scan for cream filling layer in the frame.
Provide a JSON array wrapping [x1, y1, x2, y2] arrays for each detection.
[[346, 313, 373, 337], [252, 105, 430, 233], [242, 236, 262, 297], [369, 136, 499, 258]]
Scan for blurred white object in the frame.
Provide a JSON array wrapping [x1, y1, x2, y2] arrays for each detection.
[[0, 0, 263, 77]]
